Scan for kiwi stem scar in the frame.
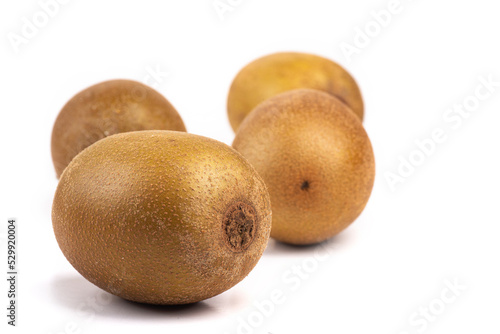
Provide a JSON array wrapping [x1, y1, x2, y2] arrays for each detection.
[[222, 202, 257, 252]]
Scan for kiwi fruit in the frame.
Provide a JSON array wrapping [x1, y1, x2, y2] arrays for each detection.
[[232, 89, 374, 245], [52, 130, 271, 305], [227, 52, 364, 132], [51, 79, 186, 178]]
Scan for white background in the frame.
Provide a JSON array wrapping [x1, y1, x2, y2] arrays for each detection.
[[1, 0, 500, 333]]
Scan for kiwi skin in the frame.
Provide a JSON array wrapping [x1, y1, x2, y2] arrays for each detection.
[[227, 52, 364, 132], [233, 89, 375, 245], [52, 130, 271, 305], [51, 79, 186, 178]]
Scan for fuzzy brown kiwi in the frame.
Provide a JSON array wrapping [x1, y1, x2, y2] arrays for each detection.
[[232, 89, 375, 245], [52, 130, 271, 305], [227, 52, 364, 132], [51, 79, 186, 178]]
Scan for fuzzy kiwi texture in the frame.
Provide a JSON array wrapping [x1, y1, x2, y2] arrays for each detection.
[[52, 131, 271, 305], [51, 79, 186, 178], [227, 52, 364, 132], [232, 89, 375, 245]]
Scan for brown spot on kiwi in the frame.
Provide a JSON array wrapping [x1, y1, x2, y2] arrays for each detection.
[[222, 202, 257, 252], [301, 180, 310, 191]]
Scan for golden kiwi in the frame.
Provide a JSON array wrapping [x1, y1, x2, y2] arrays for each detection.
[[227, 52, 364, 132], [52, 131, 271, 305], [233, 89, 374, 245], [51, 79, 186, 178]]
